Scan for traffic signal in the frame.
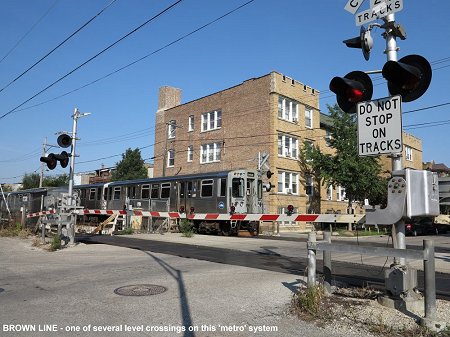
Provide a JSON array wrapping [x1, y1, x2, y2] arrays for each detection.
[[57, 134, 72, 148], [329, 71, 373, 113], [343, 26, 373, 61], [40, 151, 69, 170], [382, 54, 432, 102]]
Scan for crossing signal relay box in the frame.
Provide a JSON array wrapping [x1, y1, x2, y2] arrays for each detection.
[[404, 169, 440, 218]]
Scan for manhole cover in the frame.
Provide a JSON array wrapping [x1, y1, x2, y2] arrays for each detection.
[[114, 284, 167, 296]]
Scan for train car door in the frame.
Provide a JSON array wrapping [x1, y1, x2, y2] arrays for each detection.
[[177, 182, 186, 213], [246, 173, 258, 213]]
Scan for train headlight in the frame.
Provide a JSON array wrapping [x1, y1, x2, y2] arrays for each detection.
[[179, 206, 185, 213], [190, 207, 195, 214]]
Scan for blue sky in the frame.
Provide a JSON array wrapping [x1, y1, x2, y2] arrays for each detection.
[[1, 0, 449, 183]]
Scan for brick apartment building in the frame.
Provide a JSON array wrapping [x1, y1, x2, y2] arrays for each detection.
[[153, 71, 423, 228]]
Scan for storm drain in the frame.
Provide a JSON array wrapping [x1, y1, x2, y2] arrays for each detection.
[[114, 284, 167, 296]]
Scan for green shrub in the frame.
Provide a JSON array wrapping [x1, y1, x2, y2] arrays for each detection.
[[179, 219, 194, 238], [49, 235, 62, 251]]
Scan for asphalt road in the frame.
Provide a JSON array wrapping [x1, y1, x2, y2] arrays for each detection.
[[0, 237, 369, 337], [78, 234, 450, 299]]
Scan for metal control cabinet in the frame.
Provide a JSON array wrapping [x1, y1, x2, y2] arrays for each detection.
[[405, 169, 440, 218]]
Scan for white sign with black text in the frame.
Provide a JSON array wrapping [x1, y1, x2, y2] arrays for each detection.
[[357, 95, 402, 156], [355, 0, 403, 26]]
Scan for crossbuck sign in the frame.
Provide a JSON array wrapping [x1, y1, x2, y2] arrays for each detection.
[[357, 95, 403, 156]]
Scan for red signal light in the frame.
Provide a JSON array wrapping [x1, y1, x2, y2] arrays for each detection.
[[329, 71, 373, 113]]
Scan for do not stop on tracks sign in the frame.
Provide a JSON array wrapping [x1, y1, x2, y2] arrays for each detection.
[[357, 95, 403, 156]]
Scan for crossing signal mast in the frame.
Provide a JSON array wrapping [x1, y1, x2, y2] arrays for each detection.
[[334, 1, 439, 319]]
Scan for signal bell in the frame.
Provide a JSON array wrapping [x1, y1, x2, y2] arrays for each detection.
[[57, 134, 72, 148], [329, 71, 373, 114], [382, 54, 432, 102]]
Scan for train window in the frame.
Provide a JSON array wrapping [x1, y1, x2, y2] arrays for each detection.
[[201, 179, 213, 198], [258, 180, 263, 199], [97, 188, 101, 200], [160, 183, 170, 198], [127, 186, 136, 199], [218, 178, 226, 197], [142, 184, 150, 199], [113, 187, 121, 200], [151, 184, 159, 198], [232, 178, 244, 198], [89, 188, 96, 200]]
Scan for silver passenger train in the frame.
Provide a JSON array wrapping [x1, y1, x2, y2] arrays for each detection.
[[1, 169, 264, 235]]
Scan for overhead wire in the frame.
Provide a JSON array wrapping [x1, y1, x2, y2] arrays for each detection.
[[0, 0, 183, 121], [0, 0, 60, 65], [0, 0, 117, 94], [13, 0, 258, 115]]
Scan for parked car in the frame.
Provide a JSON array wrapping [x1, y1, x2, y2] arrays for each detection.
[[405, 218, 448, 236]]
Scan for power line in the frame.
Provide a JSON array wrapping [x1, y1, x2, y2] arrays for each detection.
[[13, 0, 258, 115], [0, 0, 60, 65], [0, 0, 183, 121], [0, 0, 117, 94]]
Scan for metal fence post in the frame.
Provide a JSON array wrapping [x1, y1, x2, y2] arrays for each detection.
[[323, 231, 332, 295], [307, 231, 316, 287], [423, 239, 436, 321]]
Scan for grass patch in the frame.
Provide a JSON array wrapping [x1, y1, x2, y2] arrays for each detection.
[[115, 227, 134, 235], [0, 223, 31, 238]]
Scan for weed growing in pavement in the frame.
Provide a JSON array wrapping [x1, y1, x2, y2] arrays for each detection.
[[49, 235, 62, 251], [292, 284, 325, 318], [179, 219, 194, 238], [0, 223, 31, 238]]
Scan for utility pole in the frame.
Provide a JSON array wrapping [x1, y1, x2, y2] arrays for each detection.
[[67, 108, 91, 244]]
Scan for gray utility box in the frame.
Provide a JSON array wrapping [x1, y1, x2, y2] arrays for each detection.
[[385, 267, 418, 297], [405, 169, 440, 218]]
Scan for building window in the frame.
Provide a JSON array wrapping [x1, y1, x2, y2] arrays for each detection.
[[277, 171, 298, 194], [278, 96, 299, 123], [200, 142, 221, 164], [405, 146, 413, 161], [305, 107, 313, 129], [325, 129, 332, 146], [201, 110, 222, 132], [337, 186, 347, 201], [187, 146, 193, 162], [305, 175, 313, 196], [167, 149, 174, 167], [188, 115, 194, 132], [278, 134, 298, 159], [200, 179, 214, 197], [168, 120, 176, 139], [327, 185, 333, 201]]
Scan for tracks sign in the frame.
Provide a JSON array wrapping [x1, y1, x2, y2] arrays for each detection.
[[357, 95, 403, 156]]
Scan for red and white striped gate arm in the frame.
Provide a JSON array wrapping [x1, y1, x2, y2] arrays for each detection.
[[26, 210, 57, 218], [27, 209, 364, 223]]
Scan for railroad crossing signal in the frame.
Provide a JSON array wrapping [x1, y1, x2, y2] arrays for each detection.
[[382, 54, 432, 102], [40, 151, 69, 170], [343, 26, 373, 60], [329, 71, 373, 113], [57, 134, 72, 148]]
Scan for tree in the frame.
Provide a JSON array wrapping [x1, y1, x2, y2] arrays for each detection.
[[303, 104, 387, 211], [111, 148, 148, 181], [21, 173, 41, 189], [20, 173, 70, 189]]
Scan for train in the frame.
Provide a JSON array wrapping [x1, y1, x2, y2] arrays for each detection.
[[1, 169, 264, 235]]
